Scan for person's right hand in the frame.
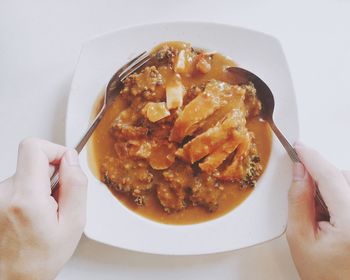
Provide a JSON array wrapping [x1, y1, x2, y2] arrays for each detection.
[[0, 138, 87, 280], [287, 143, 350, 280]]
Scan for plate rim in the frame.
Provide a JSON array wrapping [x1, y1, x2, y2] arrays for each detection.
[[65, 21, 298, 255]]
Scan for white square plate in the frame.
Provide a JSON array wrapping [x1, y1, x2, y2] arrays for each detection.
[[66, 22, 298, 255]]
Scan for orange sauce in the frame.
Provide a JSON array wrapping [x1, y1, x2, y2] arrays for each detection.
[[89, 42, 272, 225]]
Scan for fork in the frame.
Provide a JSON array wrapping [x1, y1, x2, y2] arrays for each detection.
[[50, 51, 151, 192]]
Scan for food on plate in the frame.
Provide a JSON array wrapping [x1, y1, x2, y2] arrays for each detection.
[[90, 41, 272, 224]]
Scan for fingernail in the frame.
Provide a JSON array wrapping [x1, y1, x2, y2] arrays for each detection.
[[293, 162, 305, 181], [65, 149, 79, 166]]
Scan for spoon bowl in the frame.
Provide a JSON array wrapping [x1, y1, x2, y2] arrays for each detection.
[[227, 67, 275, 122], [226, 66, 329, 219]]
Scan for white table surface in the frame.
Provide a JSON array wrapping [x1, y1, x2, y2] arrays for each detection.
[[1, 0, 349, 279]]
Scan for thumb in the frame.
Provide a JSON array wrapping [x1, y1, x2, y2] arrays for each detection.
[[295, 144, 350, 225], [287, 163, 316, 243], [58, 149, 87, 231]]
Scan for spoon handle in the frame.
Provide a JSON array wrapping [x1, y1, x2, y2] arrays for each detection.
[[269, 121, 300, 163], [269, 120, 330, 220]]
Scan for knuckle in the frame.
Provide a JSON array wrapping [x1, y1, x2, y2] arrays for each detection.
[[8, 191, 43, 214], [9, 198, 26, 211], [9, 204, 25, 217], [19, 137, 40, 151], [8, 197, 31, 220]]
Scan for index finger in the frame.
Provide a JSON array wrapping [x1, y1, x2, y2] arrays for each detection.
[[15, 138, 68, 196]]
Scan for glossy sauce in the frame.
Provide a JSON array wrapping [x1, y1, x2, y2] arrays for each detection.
[[89, 42, 272, 225]]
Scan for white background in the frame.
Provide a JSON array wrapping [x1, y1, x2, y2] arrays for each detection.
[[1, 0, 349, 279]]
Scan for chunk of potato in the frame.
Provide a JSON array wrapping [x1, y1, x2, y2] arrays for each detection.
[[196, 56, 211, 74], [174, 50, 186, 73], [166, 80, 186, 109], [143, 102, 170, 122]]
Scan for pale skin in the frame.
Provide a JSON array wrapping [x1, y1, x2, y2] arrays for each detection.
[[0, 139, 349, 279], [287, 143, 350, 280], [0, 138, 87, 280]]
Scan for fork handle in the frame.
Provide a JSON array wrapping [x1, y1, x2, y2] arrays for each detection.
[[269, 120, 330, 220], [50, 108, 106, 192]]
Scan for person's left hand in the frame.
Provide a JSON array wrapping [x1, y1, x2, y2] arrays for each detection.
[[0, 138, 87, 280]]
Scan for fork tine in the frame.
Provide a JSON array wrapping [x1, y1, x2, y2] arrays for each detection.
[[120, 55, 151, 81], [106, 52, 149, 91], [115, 51, 147, 76]]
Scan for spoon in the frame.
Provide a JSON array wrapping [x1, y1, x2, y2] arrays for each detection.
[[226, 66, 330, 220]]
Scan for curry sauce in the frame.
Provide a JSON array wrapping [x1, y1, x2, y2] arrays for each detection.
[[89, 41, 272, 225]]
